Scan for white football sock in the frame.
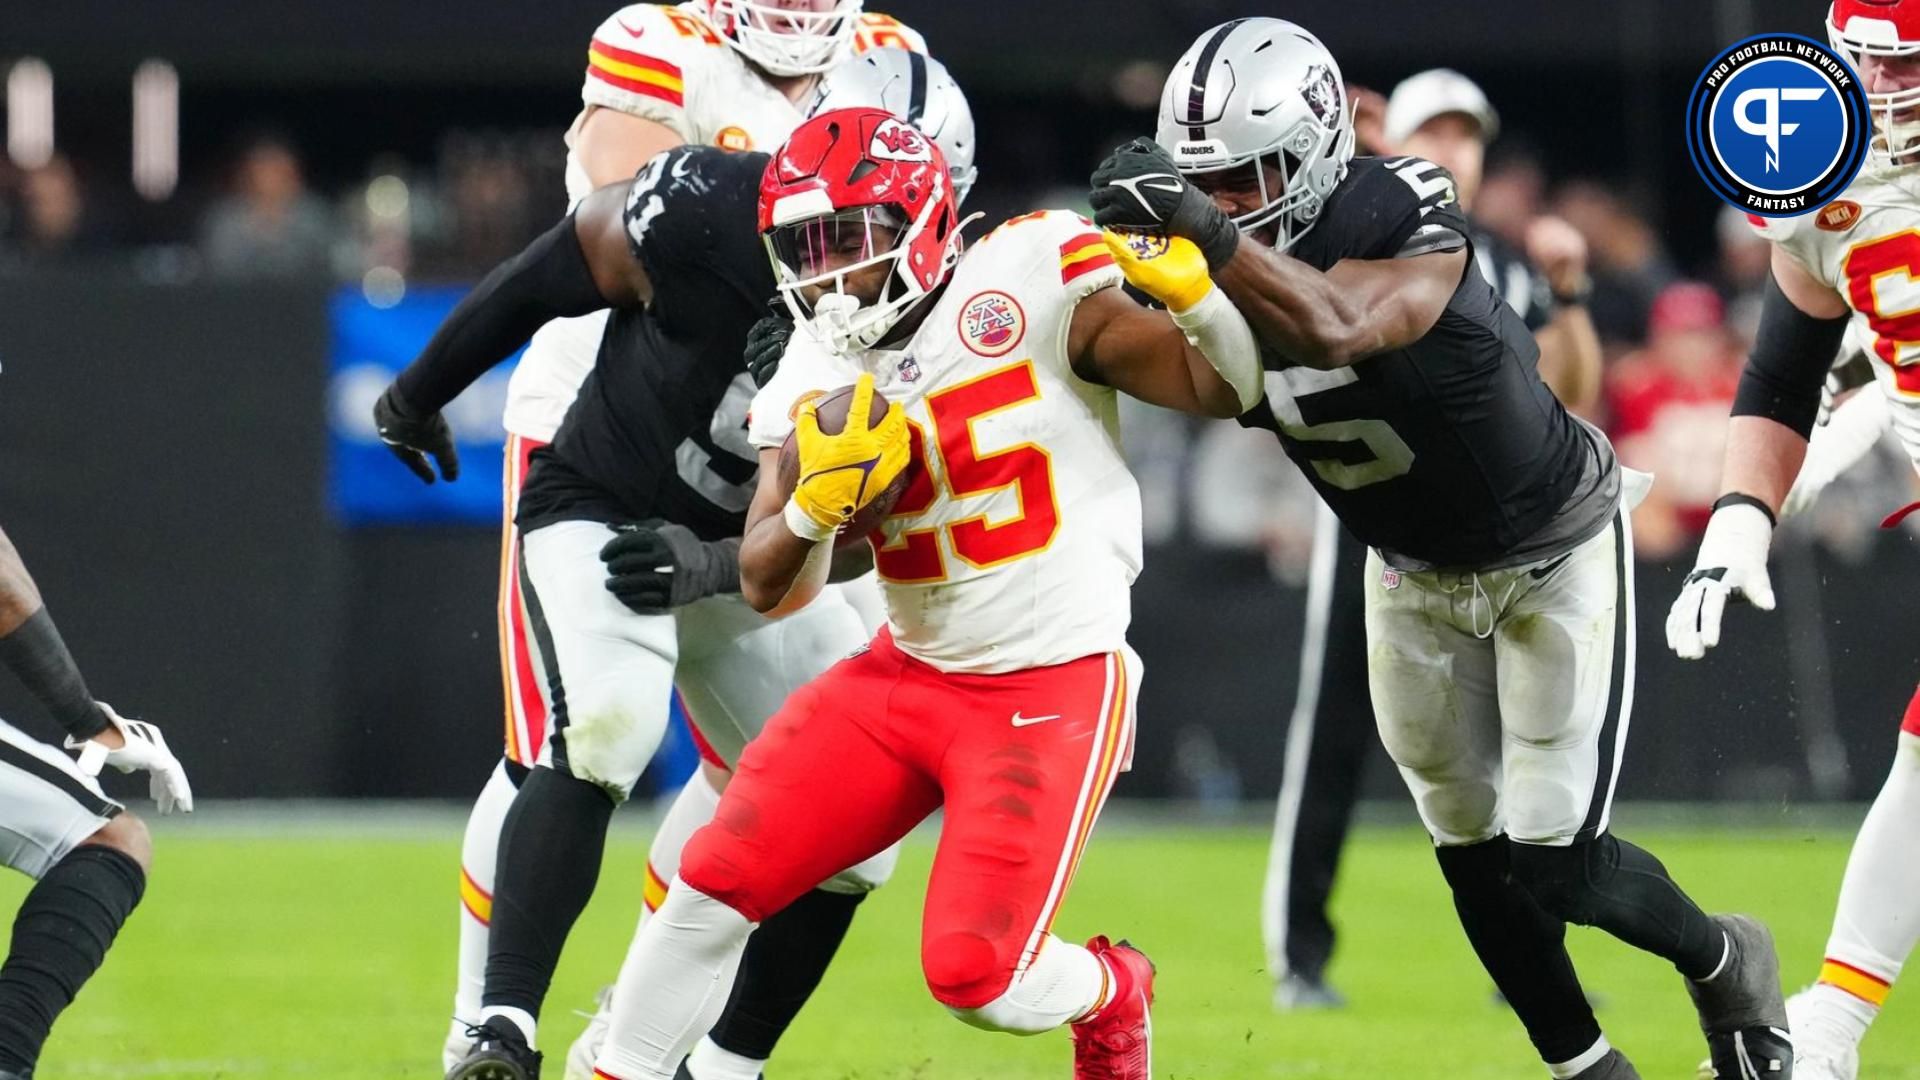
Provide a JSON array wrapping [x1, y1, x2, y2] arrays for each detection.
[[453, 762, 519, 1034], [948, 934, 1108, 1035], [480, 1005, 540, 1050], [641, 769, 724, 919], [684, 1036, 766, 1080], [1804, 730, 1920, 1041], [595, 879, 754, 1080], [1546, 1035, 1611, 1078]]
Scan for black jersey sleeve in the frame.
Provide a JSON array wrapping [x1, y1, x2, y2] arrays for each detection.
[[622, 146, 775, 318], [1339, 156, 1471, 263]]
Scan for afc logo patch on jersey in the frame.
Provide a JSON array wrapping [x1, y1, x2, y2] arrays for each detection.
[[959, 291, 1027, 357], [869, 118, 932, 163]]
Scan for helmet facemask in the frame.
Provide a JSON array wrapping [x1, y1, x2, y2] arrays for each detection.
[[1183, 115, 1350, 251], [709, 0, 860, 77], [766, 184, 959, 352], [1830, 9, 1920, 167]]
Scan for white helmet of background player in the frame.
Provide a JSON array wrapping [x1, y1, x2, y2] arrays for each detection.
[[706, 0, 861, 77], [1829, 0, 1920, 165], [809, 48, 979, 205], [1156, 18, 1355, 250]]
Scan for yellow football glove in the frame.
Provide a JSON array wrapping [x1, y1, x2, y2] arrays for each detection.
[[790, 373, 910, 533], [1102, 229, 1216, 313]]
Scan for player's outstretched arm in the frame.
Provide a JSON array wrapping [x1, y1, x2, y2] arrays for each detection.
[[1667, 247, 1851, 659], [1066, 271, 1253, 418], [377, 181, 652, 482], [1215, 244, 1466, 370]]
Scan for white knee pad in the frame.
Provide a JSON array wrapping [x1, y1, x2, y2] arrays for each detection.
[[818, 840, 901, 895]]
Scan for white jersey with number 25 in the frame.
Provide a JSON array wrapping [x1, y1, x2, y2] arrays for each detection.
[[750, 211, 1139, 675]]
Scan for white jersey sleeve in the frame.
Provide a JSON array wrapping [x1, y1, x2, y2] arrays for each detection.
[[747, 329, 856, 452], [579, 4, 709, 138]]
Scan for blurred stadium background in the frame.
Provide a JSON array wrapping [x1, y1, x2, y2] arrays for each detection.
[[1, 1, 1918, 1077]]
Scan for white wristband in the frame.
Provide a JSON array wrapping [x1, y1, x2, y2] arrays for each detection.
[[783, 498, 839, 544], [1170, 285, 1263, 412]]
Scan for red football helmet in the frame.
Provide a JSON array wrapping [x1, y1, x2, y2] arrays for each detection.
[[1830, 0, 1920, 162], [705, 0, 860, 77], [760, 106, 963, 352]]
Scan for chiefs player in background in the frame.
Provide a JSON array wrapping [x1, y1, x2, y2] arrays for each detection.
[[1667, 3, 1920, 1077], [370, 2, 936, 1074]]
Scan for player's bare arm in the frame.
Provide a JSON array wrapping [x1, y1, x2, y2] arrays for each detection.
[[739, 450, 826, 614], [1066, 283, 1250, 418], [1215, 244, 1467, 370], [575, 107, 686, 188], [1667, 244, 1853, 660]]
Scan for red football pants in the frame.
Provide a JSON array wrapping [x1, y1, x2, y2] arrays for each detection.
[[679, 629, 1136, 1010]]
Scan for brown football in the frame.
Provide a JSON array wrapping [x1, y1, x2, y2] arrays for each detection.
[[778, 384, 911, 549]]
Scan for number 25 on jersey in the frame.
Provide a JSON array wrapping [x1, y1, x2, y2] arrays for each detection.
[[873, 360, 1060, 583]]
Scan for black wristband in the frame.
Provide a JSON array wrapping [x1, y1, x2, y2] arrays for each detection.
[[0, 609, 108, 740], [1712, 492, 1778, 529]]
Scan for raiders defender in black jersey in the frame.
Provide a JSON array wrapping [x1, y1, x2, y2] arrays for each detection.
[[375, 145, 893, 1080], [1093, 19, 1790, 1080]]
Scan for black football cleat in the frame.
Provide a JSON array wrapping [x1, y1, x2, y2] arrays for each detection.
[[445, 1018, 543, 1080], [1688, 914, 1794, 1078]]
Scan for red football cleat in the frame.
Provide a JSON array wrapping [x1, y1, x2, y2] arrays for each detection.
[[1071, 936, 1155, 1080]]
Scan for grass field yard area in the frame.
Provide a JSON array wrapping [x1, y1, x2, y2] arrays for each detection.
[[6, 809, 1916, 1079]]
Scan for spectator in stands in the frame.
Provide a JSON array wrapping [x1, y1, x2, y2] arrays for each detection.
[[1716, 205, 1772, 348], [1606, 282, 1744, 559], [1553, 180, 1678, 348], [199, 134, 335, 278], [4, 154, 110, 262]]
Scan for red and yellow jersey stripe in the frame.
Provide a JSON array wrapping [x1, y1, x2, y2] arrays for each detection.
[[586, 40, 686, 108], [1060, 232, 1116, 286]]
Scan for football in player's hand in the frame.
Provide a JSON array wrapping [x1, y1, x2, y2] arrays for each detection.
[[779, 384, 910, 548]]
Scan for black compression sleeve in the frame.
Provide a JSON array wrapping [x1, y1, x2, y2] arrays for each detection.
[[1732, 274, 1850, 439], [0, 610, 108, 740], [392, 214, 608, 413]]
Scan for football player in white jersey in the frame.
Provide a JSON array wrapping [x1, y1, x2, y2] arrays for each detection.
[[580, 106, 1263, 1080], [365, 3, 936, 1071], [1668, 3, 1920, 1076]]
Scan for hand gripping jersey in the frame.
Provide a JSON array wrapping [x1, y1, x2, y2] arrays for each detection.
[[502, 2, 928, 442], [1748, 165, 1920, 476], [1238, 155, 1619, 571], [515, 146, 775, 540], [749, 211, 1140, 674]]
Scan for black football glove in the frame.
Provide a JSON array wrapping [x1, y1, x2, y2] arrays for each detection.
[[1089, 137, 1241, 271], [744, 315, 794, 389], [600, 521, 741, 615], [372, 385, 460, 484]]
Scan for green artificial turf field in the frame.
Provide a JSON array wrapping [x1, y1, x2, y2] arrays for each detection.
[[6, 809, 1914, 1079]]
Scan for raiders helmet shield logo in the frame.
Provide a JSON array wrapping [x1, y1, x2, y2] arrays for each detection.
[[958, 290, 1026, 357], [1301, 63, 1340, 125]]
